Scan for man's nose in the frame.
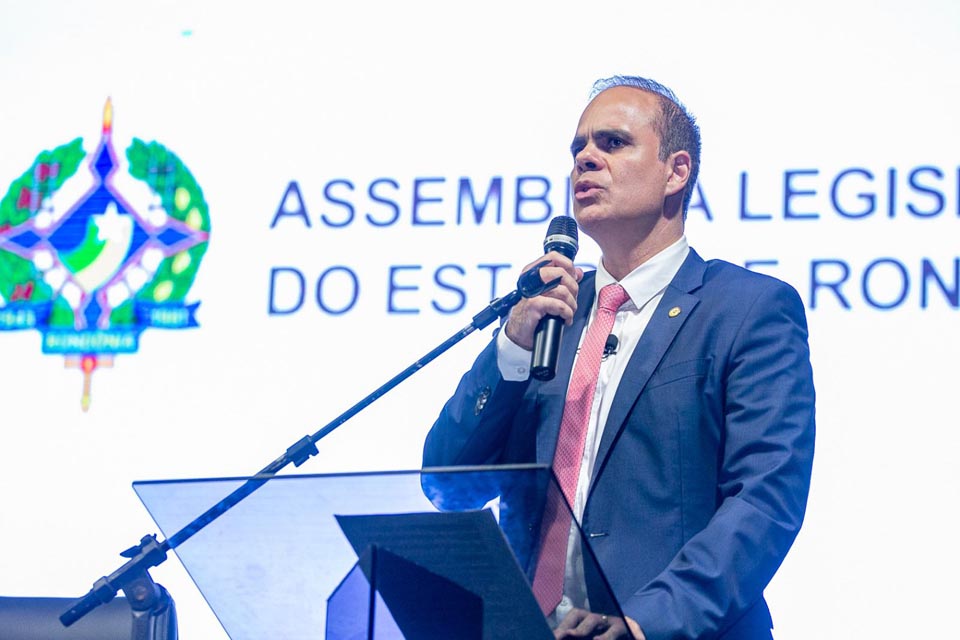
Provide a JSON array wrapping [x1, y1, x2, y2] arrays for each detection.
[[574, 144, 601, 172]]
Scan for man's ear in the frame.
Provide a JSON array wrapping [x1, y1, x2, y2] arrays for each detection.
[[664, 150, 692, 197]]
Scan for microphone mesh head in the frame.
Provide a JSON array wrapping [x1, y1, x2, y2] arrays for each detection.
[[543, 216, 579, 259]]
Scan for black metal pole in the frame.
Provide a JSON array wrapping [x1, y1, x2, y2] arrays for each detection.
[[60, 281, 538, 626]]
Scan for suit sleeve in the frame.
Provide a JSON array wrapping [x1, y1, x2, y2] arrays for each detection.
[[626, 280, 816, 639], [422, 333, 534, 468]]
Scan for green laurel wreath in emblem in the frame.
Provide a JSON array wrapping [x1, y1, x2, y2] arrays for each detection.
[[0, 138, 85, 316], [108, 138, 211, 325]]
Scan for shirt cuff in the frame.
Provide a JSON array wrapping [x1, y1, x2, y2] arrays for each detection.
[[496, 329, 532, 381]]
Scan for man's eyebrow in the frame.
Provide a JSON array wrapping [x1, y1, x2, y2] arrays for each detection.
[[595, 128, 634, 143], [570, 135, 586, 155]]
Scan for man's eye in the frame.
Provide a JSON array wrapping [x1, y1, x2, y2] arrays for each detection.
[[607, 137, 625, 149]]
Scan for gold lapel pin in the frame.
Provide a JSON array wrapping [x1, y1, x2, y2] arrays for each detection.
[[668, 306, 682, 318]]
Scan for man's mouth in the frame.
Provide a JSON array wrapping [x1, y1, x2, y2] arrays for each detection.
[[574, 181, 602, 199]]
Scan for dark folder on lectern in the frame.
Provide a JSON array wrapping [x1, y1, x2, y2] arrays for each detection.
[[326, 544, 483, 640], [133, 465, 630, 640], [334, 510, 553, 640]]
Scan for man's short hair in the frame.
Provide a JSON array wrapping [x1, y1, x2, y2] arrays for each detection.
[[590, 75, 701, 216]]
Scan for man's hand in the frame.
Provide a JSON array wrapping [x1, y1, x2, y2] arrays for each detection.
[[553, 607, 645, 639], [504, 251, 583, 350]]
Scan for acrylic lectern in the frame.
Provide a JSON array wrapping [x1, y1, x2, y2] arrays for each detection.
[[133, 464, 630, 640]]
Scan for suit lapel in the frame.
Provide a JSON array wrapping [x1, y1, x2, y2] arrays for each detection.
[[589, 250, 707, 488]]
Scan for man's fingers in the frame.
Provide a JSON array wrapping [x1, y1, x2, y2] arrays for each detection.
[[554, 608, 627, 639]]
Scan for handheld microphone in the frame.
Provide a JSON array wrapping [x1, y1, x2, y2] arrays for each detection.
[[531, 216, 579, 381]]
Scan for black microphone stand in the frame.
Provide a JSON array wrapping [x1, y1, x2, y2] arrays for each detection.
[[60, 264, 561, 628]]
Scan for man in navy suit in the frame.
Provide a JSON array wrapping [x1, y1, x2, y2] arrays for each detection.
[[423, 75, 815, 639]]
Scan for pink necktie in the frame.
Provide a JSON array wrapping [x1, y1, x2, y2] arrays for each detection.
[[532, 283, 631, 615]]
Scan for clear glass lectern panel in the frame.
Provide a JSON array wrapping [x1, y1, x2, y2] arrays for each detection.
[[133, 464, 631, 640]]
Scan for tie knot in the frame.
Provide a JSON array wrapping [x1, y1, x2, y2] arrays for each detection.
[[597, 283, 630, 312]]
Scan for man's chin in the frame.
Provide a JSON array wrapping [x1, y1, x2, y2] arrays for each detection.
[[571, 207, 609, 235]]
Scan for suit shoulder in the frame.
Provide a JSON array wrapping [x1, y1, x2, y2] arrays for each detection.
[[698, 258, 806, 313], [702, 258, 799, 294]]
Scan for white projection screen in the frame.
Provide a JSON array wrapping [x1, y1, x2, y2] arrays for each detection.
[[1, 2, 958, 638]]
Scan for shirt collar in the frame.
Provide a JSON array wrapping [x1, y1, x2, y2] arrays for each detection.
[[594, 236, 690, 310]]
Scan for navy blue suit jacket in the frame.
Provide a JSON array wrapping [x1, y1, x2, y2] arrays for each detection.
[[423, 249, 816, 640]]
